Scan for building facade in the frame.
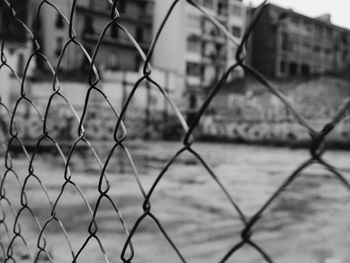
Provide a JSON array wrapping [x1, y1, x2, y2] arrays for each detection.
[[34, 0, 154, 73], [0, 0, 34, 106], [153, 0, 246, 98], [31, 0, 246, 84], [250, 3, 350, 78], [0, 0, 29, 45]]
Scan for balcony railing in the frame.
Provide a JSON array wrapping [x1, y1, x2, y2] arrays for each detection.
[[76, 6, 153, 25], [82, 32, 150, 50]]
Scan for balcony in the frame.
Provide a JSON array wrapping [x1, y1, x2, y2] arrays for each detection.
[[187, 75, 201, 86], [82, 32, 150, 51], [76, 5, 153, 25], [202, 43, 227, 63], [200, 32, 226, 44], [217, 1, 229, 21]]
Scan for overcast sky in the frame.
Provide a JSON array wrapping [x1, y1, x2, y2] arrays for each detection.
[[245, 0, 350, 29]]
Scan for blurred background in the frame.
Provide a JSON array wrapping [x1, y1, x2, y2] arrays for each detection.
[[1, 0, 350, 262]]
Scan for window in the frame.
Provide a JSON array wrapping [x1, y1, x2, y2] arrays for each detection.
[[232, 26, 242, 38], [301, 64, 310, 76], [313, 65, 322, 73], [118, 0, 126, 13], [189, 94, 197, 109], [281, 32, 288, 51], [232, 5, 242, 16], [55, 14, 64, 29], [289, 62, 297, 75], [214, 43, 224, 58], [187, 35, 201, 53], [17, 54, 25, 76], [314, 45, 321, 53], [108, 53, 119, 70], [305, 23, 313, 33], [203, 20, 214, 34], [280, 60, 286, 73], [203, 0, 213, 9], [138, 1, 147, 15], [135, 27, 143, 42], [289, 37, 299, 52], [341, 33, 349, 45], [342, 50, 348, 61], [291, 16, 299, 26], [326, 28, 333, 39], [186, 62, 201, 76], [315, 25, 323, 36], [302, 41, 311, 52], [218, 1, 228, 16], [83, 16, 95, 35], [111, 22, 118, 39], [278, 12, 289, 21], [134, 55, 142, 71], [55, 37, 64, 56]]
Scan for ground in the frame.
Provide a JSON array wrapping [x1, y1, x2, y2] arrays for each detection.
[[1, 142, 350, 263]]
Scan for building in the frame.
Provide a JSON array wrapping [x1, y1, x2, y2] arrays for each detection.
[[153, 0, 246, 102], [0, 0, 33, 106], [34, 0, 154, 73], [249, 3, 350, 78], [32, 0, 246, 82], [0, 0, 28, 45]]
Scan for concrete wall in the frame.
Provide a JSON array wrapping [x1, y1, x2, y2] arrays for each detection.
[[1, 67, 186, 141], [199, 75, 350, 146]]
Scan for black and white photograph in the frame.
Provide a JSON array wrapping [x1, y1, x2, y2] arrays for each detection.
[[0, 0, 350, 262]]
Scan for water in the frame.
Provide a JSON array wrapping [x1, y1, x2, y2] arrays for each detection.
[[1, 142, 350, 263]]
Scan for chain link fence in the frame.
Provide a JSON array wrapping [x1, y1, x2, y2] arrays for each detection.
[[1, 0, 350, 262]]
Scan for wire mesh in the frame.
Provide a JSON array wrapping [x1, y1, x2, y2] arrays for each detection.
[[1, 0, 350, 262]]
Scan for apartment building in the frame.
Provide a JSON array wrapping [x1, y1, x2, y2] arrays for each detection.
[[249, 3, 350, 78], [0, 0, 29, 44], [0, 0, 30, 75], [153, 0, 246, 95], [0, 0, 33, 106], [35, 0, 154, 72]]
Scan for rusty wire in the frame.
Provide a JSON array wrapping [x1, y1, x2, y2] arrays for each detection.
[[0, 0, 350, 262]]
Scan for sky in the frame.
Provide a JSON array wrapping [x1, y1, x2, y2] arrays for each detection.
[[245, 0, 350, 29]]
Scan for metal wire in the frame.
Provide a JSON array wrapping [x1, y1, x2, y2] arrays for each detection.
[[0, 0, 350, 262]]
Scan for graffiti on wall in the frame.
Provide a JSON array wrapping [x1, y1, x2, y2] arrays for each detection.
[[0, 105, 167, 143], [0, 101, 349, 145], [200, 114, 350, 144]]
